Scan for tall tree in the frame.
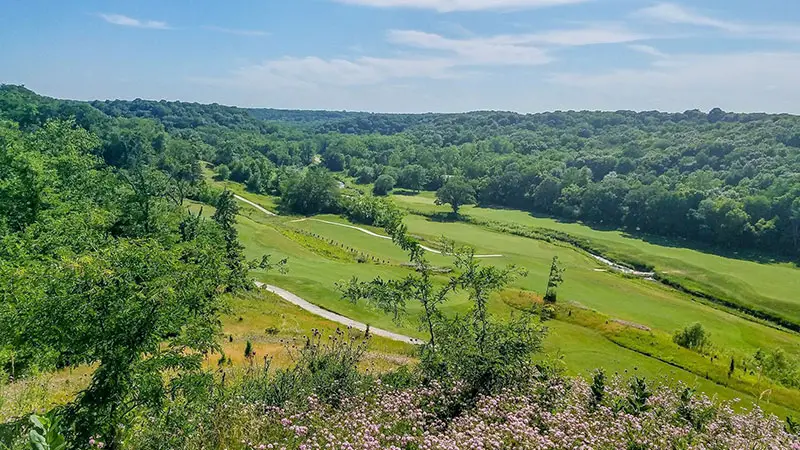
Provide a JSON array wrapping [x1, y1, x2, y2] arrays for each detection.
[[435, 177, 476, 215], [213, 190, 250, 291], [544, 256, 565, 303]]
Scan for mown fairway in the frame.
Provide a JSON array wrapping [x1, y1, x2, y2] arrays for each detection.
[[212, 188, 800, 417], [393, 191, 800, 328]]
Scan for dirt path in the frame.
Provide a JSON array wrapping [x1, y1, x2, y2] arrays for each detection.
[[292, 218, 503, 258], [234, 194, 276, 216], [254, 281, 422, 345]]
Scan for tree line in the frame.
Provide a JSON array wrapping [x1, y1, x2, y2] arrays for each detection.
[[3, 84, 799, 258]]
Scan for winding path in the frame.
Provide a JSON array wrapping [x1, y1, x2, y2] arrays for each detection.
[[234, 194, 276, 216], [229, 194, 489, 344], [254, 281, 421, 345], [292, 218, 503, 258]]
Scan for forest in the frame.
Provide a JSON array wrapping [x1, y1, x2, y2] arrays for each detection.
[[2, 84, 800, 449], [6, 85, 795, 259]]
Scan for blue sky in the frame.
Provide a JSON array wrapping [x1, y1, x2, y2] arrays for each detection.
[[1, 0, 799, 113]]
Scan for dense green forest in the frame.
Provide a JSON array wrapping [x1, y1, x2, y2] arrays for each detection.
[[5, 85, 796, 260], [0, 85, 272, 445]]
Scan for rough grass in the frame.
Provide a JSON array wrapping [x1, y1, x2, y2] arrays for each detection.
[[0, 288, 415, 423], [500, 290, 800, 417], [218, 289, 415, 373]]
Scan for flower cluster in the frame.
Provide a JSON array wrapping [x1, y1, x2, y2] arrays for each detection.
[[88, 436, 105, 448], [233, 376, 798, 450]]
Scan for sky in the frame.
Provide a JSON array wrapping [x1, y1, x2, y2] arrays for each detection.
[[1, 0, 799, 113]]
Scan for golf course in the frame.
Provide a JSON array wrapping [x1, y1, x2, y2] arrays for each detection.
[[200, 172, 800, 419]]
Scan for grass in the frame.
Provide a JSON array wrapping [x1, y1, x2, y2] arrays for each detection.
[[398, 214, 800, 359], [197, 179, 800, 416], [540, 320, 798, 419], [502, 290, 800, 416], [391, 192, 800, 329], [218, 288, 415, 373]]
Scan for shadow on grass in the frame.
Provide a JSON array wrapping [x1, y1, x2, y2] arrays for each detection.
[[393, 189, 421, 196], [520, 210, 800, 267], [427, 212, 462, 223], [473, 202, 799, 267]]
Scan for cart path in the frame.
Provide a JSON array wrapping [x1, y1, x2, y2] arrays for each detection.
[[234, 194, 276, 216], [254, 281, 422, 345], [290, 218, 503, 258]]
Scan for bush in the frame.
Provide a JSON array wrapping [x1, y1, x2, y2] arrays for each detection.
[[232, 327, 370, 409], [421, 312, 545, 400], [191, 181, 223, 205], [293, 328, 370, 406], [215, 164, 230, 181], [673, 322, 711, 352], [340, 195, 403, 228], [279, 167, 340, 215], [752, 348, 800, 388], [372, 174, 395, 196]]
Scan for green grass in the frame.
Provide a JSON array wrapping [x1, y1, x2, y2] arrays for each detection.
[[202, 184, 800, 416], [398, 214, 800, 358], [392, 192, 800, 328], [541, 320, 797, 418], [220, 288, 415, 371]]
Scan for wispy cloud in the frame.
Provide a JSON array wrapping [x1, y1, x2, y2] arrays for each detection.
[[636, 3, 739, 31], [196, 56, 458, 89], [628, 44, 668, 59], [199, 24, 652, 91], [635, 3, 800, 41], [386, 25, 647, 64], [98, 13, 169, 29], [204, 26, 269, 37], [386, 30, 552, 66], [333, 0, 588, 12]]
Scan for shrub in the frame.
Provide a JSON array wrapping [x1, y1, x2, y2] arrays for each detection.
[[590, 369, 606, 408], [422, 312, 544, 400], [752, 348, 800, 388], [372, 174, 395, 196], [340, 195, 403, 229], [673, 322, 711, 352], [215, 164, 230, 181], [293, 327, 370, 406]]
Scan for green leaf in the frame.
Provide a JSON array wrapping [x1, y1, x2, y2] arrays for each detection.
[[27, 430, 47, 450]]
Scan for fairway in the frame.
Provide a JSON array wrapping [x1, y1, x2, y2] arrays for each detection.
[[206, 188, 800, 416], [393, 192, 800, 328]]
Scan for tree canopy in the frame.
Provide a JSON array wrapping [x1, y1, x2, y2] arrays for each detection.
[[435, 177, 476, 214]]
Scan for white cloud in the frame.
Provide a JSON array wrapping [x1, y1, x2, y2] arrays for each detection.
[[549, 51, 800, 112], [628, 44, 667, 58], [635, 3, 800, 41], [198, 56, 457, 89], [204, 26, 269, 37], [334, 0, 588, 12], [386, 30, 552, 65], [502, 25, 648, 46], [385, 25, 646, 64], [98, 13, 169, 30], [200, 24, 654, 94], [636, 3, 740, 31]]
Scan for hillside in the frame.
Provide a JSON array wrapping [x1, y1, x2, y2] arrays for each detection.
[[2, 85, 800, 449]]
